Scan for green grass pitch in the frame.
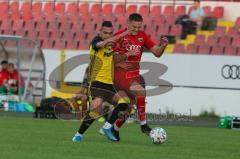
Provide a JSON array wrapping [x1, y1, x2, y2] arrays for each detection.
[[0, 116, 239, 159]]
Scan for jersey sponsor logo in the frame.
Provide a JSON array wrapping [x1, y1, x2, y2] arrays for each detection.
[[126, 45, 141, 52]]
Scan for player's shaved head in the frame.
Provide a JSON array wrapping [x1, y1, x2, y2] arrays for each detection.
[[99, 21, 113, 40], [128, 13, 143, 35]]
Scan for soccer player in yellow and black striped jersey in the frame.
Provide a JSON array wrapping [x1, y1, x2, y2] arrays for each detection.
[[72, 21, 131, 142]]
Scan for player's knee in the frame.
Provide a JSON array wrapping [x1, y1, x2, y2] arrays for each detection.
[[130, 85, 146, 96]]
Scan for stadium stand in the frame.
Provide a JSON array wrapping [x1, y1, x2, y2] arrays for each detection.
[[0, 1, 239, 55]]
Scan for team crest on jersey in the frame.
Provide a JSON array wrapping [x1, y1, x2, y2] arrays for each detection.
[[138, 38, 143, 42]]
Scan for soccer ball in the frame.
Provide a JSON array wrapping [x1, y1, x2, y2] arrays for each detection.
[[149, 127, 167, 144]]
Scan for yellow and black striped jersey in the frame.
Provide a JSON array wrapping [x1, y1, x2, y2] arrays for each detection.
[[88, 36, 114, 84]]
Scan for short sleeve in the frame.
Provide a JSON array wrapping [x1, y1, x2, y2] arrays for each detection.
[[91, 36, 103, 51], [144, 33, 156, 49], [200, 8, 205, 17]]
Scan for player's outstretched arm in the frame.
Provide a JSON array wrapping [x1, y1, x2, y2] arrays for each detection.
[[96, 30, 130, 49], [150, 36, 168, 57]]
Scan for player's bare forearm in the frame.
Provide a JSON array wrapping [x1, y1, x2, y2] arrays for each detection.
[[150, 36, 168, 57], [96, 30, 130, 49]]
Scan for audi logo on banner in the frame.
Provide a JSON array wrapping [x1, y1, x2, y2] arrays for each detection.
[[221, 65, 240, 79]]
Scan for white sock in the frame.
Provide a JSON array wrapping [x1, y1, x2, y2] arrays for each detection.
[[114, 123, 119, 131], [76, 132, 83, 136], [140, 120, 147, 125], [103, 122, 112, 129]]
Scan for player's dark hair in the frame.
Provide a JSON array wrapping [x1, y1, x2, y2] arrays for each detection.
[[1, 60, 7, 65], [194, 0, 200, 3], [101, 21, 113, 28], [129, 13, 143, 22]]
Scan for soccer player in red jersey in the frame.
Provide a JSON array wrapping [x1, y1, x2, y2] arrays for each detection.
[[0, 60, 9, 94], [112, 13, 168, 140]]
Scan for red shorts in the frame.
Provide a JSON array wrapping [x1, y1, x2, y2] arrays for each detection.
[[114, 67, 141, 93]]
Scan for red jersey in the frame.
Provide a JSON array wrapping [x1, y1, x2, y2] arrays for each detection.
[[114, 29, 156, 73], [0, 69, 9, 85], [8, 70, 25, 86]]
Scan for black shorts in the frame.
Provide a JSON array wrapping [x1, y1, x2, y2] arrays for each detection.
[[90, 81, 117, 104]]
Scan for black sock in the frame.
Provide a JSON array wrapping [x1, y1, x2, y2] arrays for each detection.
[[107, 103, 128, 125], [78, 113, 95, 134]]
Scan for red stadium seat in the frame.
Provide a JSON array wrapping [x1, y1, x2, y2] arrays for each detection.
[[15, 29, 26, 36], [74, 31, 86, 39], [232, 37, 240, 47], [173, 43, 185, 53], [0, 12, 9, 21], [211, 6, 224, 19], [45, 13, 56, 22], [207, 35, 219, 46], [12, 20, 24, 31], [113, 4, 125, 15], [227, 27, 239, 37], [126, 5, 137, 15], [79, 40, 90, 50], [214, 26, 226, 37], [35, 21, 48, 31], [0, 2, 8, 13], [198, 44, 210, 54], [150, 5, 161, 18], [32, 12, 45, 21], [47, 22, 60, 31], [237, 47, 240, 56], [43, 2, 55, 14], [175, 6, 186, 16], [219, 35, 232, 46], [10, 1, 19, 13], [55, 3, 65, 14], [20, 2, 31, 13], [38, 30, 50, 38], [103, 15, 116, 22], [32, 2, 42, 14], [163, 5, 174, 17], [79, 3, 89, 15], [153, 15, 165, 26], [224, 46, 237, 55], [211, 45, 224, 55], [1, 20, 11, 30], [235, 17, 240, 28], [24, 21, 35, 30], [202, 6, 211, 17], [186, 43, 198, 54], [194, 35, 206, 46], [138, 5, 150, 16], [169, 24, 182, 36], [91, 3, 102, 14], [66, 40, 79, 49], [26, 30, 37, 40], [62, 31, 75, 40], [21, 12, 33, 21], [158, 24, 169, 35], [59, 22, 71, 32], [41, 38, 54, 48], [10, 12, 21, 20], [102, 4, 113, 15], [165, 16, 175, 25], [50, 30, 62, 39], [66, 3, 78, 15]]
